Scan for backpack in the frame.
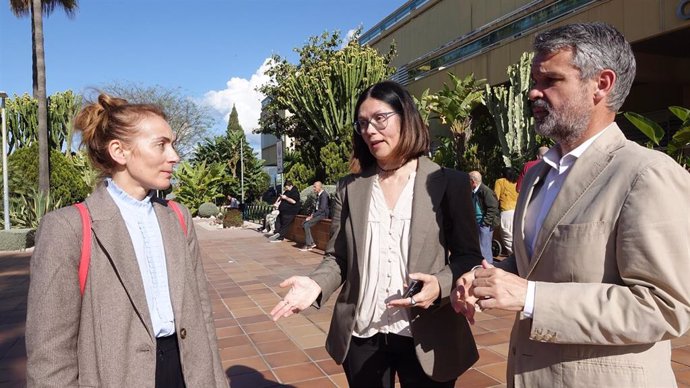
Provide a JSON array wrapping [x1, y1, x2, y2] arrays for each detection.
[[73, 200, 187, 296]]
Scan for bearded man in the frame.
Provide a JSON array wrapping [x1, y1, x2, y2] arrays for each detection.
[[453, 23, 690, 387]]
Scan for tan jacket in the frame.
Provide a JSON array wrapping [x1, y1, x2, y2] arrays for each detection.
[[500, 124, 690, 387], [26, 185, 227, 387], [310, 156, 483, 382]]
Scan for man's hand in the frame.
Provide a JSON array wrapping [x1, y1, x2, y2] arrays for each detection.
[[270, 276, 322, 321], [473, 261, 528, 312]]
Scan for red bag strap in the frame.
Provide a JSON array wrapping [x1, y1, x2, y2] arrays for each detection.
[[75, 200, 187, 297], [168, 200, 188, 237], [74, 203, 92, 296]]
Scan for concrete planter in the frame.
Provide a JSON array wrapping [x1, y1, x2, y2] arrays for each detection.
[[0, 228, 36, 251]]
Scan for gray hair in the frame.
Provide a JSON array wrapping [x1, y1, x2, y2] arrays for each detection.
[[533, 22, 636, 111], [469, 171, 482, 183]]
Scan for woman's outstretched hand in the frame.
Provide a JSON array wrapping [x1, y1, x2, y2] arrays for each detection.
[[270, 276, 322, 321]]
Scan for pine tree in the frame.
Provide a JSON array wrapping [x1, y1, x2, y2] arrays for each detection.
[[226, 104, 243, 135]]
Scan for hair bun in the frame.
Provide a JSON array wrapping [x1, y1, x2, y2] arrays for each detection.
[[97, 93, 128, 111]]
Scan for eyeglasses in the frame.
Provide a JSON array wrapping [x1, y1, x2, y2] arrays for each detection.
[[353, 112, 398, 135]]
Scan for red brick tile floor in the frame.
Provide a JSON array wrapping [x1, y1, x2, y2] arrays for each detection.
[[2, 221, 690, 387]]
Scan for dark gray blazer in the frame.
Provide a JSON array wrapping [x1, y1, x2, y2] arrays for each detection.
[[309, 156, 483, 382], [312, 190, 330, 218]]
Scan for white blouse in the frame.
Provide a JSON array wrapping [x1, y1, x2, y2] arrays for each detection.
[[354, 172, 416, 338]]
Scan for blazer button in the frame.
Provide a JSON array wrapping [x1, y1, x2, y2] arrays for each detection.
[[180, 328, 187, 339]]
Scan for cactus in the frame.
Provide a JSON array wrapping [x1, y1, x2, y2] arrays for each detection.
[[484, 52, 536, 167], [261, 31, 396, 179], [5, 91, 81, 155]]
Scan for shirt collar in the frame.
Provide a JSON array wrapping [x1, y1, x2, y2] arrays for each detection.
[[105, 178, 153, 210], [543, 123, 613, 171]]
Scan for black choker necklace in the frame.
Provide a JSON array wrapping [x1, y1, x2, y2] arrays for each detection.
[[377, 164, 403, 173]]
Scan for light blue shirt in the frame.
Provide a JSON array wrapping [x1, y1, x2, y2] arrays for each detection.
[[106, 178, 175, 337]]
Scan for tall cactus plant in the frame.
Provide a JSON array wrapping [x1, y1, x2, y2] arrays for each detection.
[[259, 30, 396, 179], [5, 91, 81, 154], [48, 90, 82, 155], [484, 51, 535, 167]]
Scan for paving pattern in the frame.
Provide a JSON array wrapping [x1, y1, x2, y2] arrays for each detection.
[[1, 221, 690, 387]]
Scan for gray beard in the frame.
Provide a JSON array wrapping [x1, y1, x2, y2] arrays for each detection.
[[534, 98, 590, 147]]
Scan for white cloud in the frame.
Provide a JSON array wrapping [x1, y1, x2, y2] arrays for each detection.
[[341, 28, 360, 49], [202, 58, 274, 154]]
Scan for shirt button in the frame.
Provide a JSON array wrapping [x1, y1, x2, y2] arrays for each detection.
[[179, 328, 187, 339]]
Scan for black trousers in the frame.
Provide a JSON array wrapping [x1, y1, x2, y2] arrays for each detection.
[[156, 335, 185, 388], [274, 212, 297, 237], [343, 333, 456, 388]]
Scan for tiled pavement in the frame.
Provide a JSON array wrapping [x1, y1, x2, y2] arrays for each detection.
[[1, 222, 690, 387]]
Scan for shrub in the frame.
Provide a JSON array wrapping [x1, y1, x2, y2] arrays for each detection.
[[222, 209, 243, 228], [299, 185, 336, 216], [172, 161, 226, 215], [4, 143, 90, 206], [284, 162, 314, 193], [9, 187, 63, 229], [198, 202, 219, 218]]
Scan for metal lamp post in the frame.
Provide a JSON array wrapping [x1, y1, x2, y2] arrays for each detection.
[[240, 137, 244, 204], [0, 91, 9, 230]]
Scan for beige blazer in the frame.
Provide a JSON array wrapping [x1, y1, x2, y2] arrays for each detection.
[[26, 185, 227, 387], [309, 156, 483, 382], [499, 124, 690, 387]]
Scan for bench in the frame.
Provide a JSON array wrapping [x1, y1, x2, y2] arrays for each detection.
[[284, 215, 332, 251]]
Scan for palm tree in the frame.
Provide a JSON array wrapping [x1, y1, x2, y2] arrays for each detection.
[[425, 73, 486, 170], [9, 0, 78, 196]]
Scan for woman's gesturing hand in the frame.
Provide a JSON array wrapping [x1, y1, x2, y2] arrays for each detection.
[[270, 276, 322, 321]]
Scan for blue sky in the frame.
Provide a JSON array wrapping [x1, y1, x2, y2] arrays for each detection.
[[0, 0, 402, 151]]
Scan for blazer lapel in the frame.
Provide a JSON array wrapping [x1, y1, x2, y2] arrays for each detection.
[[408, 157, 445, 273], [527, 125, 626, 275], [85, 185, 154, 338], [154, 200, 187, 322], [348, 167, 375, 270], [514, 162, 550, 275]]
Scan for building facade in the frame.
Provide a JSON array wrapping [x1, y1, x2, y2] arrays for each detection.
[[361, 0, 690, 141]]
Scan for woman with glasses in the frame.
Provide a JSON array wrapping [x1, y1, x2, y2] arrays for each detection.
[[270, 81, 482, 387]]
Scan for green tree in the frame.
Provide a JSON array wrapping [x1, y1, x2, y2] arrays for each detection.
[[10, 0, 79, 196], [102, 83, 212, 159], [421, 73, 486, 170], [226, 104, 242, 135], [259, 30, 396, 180], [321, 141, 350, 184], [191, 131, 268, 203], [284, 162, 314, 194]]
